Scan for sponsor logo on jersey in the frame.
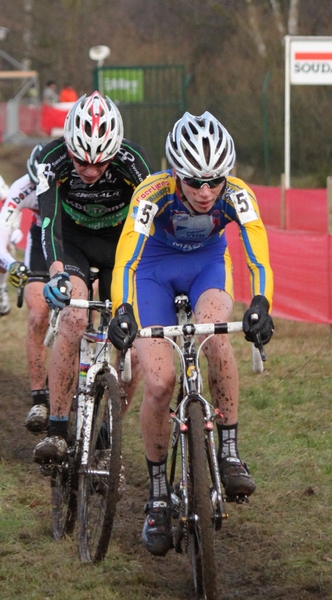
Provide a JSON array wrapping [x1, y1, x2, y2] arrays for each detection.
[[10, 183, 36, 205], [136, 179, 168, 202]]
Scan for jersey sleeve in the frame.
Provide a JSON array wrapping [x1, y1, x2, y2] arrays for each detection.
[[111, 173, 170, 311], [36, 146, 65, 268], [0, 175, 29, 270], [226, 178, 274, 308]]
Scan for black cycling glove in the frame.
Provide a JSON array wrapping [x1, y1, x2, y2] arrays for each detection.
[[242, 295, 274, 346], [108, 303, 138, 350]]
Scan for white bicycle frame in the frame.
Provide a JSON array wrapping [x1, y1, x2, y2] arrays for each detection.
[[44, 298, 130, 472]]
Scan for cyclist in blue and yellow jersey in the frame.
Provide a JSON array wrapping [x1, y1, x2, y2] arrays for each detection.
[[108, 111, 274, 557], [33, 91, 153, 466]]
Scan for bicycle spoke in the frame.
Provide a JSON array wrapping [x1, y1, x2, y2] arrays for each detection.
[[188, 400, 217, 600], [51, 407, 78, 540], [77, 372, 122, 562], [51, 452, 78, 540]]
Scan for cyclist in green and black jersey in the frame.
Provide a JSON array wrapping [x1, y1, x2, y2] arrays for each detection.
[[34, 91, 153, 465]]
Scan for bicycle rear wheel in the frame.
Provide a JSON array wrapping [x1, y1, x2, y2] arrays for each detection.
[[51, 405, 78, 540], [187, 399, 217, 600], [77, 371, 122, 562]]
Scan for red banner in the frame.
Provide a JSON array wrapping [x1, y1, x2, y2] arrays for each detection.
[[227, 223, 332, 324], [12, 184, 332, 325], [40, 103, 74, 135]]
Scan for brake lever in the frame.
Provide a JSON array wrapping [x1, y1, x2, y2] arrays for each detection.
[[253, 332, 266, 361], [250, 313, 266, 361], [16, 268, 29, 308], [16, 279, 24, 308], [119, 323, 129, 372]]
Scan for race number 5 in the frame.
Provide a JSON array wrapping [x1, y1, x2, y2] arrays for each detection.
[[134, 200, 158, 236], [230, 189, 258, 224]]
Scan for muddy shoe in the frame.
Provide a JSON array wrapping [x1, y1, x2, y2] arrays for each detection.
[[25, 404, 49, 433], [219, 456, 256, 500], [142, 497, 173, 557], [33, 435, 67, 466]]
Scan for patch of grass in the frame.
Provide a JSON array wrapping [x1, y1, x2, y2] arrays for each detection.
[[1, 285, 332, 598]]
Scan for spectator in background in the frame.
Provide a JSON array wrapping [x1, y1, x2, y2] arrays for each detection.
[[42, 80, 59, 105], [59, 84, 78, 103]]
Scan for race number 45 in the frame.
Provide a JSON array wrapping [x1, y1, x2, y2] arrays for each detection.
[[230, 190, 258, 224]]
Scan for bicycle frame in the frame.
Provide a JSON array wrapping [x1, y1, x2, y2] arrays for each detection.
[[48, 295, 126, 562], [138, 298, 246, 598], [138, 301, 244, 529], [175, 327, 241, 529], [72, 299, 117, 472]]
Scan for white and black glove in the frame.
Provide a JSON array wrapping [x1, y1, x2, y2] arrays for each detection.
[[43, 272, 72, 310]]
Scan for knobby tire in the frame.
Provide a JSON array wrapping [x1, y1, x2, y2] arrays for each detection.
[[51, 404, 78, 540], [77, 371, 122, 562], [188, 399, 217, 600]]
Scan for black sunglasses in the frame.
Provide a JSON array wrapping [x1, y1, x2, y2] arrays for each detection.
[[181, 176, 225, 189], [72, 156, 111, 168]]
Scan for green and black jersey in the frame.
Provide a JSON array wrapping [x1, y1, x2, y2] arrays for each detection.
[[36, 137, 153, 268]]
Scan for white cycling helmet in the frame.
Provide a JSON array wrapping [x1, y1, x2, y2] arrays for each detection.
[[27, 143, 44, 185], [165, 111, 236, 179], [64, 90, 124, 163]]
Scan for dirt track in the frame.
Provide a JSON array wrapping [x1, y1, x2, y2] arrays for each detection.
[[0, 143, 330, 600], [0, 361, 327, 600]]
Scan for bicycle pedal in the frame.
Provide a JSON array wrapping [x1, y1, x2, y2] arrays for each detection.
[[226, 493, 249, 504], [39, 463, 56, 477]]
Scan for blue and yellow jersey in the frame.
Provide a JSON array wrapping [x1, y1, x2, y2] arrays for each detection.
[[111, 170, 273, 311]]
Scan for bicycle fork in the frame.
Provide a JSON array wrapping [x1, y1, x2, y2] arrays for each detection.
[[76, 334, 118, 475]]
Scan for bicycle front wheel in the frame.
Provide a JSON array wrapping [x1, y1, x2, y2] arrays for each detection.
[[51, 452, 78, 540], [188, 399, 217, 600], [51, 404, 78, 540], [77, 371, 122, 562]]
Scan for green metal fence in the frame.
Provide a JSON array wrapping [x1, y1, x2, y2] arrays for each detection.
[[93, 65, 187, 171]]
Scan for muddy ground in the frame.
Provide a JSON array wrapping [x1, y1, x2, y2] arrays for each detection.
[[0, 142, 330, 600]]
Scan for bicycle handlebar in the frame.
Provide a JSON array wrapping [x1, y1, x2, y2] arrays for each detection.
[[16, 268, 49, 308], [138, 321, 244, 338], [69, 298, 131, 383], [138, 320, 266, 370], [69, 298, 112, 312]]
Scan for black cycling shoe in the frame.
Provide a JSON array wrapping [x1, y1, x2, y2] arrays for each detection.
[[219, 456, 256, 500], [142, 497, 173, 557]]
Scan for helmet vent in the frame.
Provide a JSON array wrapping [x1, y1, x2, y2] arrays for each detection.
[[64, 91, 124, 163], [203, 138, 211, 164], [77, 136, 85, 151], [98, 122, 106, 137], [184, 148, 200, 170]]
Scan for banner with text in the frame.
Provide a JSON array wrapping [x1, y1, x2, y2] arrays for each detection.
[[97, 68, 144, 103]]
